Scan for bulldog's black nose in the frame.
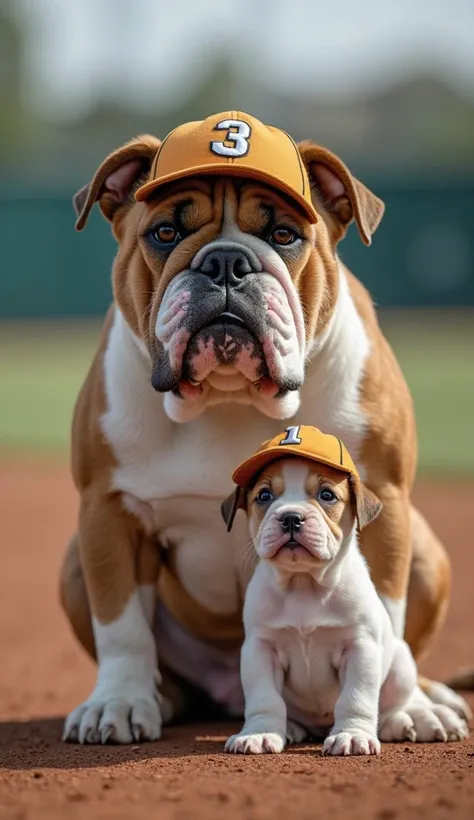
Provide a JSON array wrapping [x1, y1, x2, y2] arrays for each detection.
[[199, 248, 253, 285], [280, 512, 304, 537]]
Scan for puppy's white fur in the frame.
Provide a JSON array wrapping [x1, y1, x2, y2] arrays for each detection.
[[226, 460, 467, 756]]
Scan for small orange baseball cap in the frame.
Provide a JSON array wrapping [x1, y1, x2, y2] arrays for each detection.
[[135, 110, 318, 224], [232, 425, 359, 489]]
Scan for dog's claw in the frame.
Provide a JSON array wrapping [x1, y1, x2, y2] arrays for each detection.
[[100, 725, 114, 744], [132, 724, 144, 742], [447, 724, 468, 742]]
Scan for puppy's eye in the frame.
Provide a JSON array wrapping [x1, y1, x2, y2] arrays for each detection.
[[318, 488, 337, 504], [255, 488, 274, 505], [151, 224, 180, 245], [270, 226, 298, 246]]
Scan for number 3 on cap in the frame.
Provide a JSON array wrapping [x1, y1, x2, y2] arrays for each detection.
[[210, 119, 251, 158], [280, 426, 302, 445]]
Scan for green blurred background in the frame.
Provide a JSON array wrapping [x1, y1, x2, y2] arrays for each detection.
[[1, 0, 473, 474]]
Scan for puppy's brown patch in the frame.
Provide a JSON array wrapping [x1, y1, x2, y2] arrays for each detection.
[[249, 469, 285, 530]]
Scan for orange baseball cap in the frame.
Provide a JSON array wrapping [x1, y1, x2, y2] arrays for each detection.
[[135, 110, 318, 224], [232, 425, 359, 489]]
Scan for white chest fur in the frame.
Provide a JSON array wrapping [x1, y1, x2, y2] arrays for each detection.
[[244, 549, 391, 726], [297, 267, 371, 465]]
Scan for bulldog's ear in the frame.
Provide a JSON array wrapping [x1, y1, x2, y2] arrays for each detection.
[[298, 141, 384, 246], [73, 134, 161, 231], [348, 474, 383, 531], [221, 488, 247, 533]]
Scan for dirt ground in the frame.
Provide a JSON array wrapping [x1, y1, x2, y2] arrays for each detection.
[[0, 461, 473, 820]]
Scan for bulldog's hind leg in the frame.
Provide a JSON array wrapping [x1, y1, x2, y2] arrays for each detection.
[[405, 506, 471, 721], [405, 506, 450, 662], [60, 534, 96, 660]]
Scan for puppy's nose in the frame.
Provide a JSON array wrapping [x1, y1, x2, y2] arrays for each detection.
[[280, 512, 304, 537], [199, 248, 253, 285]]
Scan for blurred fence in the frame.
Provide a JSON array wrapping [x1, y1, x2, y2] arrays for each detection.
[[1, 177, 473, 318]]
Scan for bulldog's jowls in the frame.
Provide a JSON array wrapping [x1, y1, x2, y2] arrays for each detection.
[[223, 449, 467, 755], [60, 112, 469, 746]]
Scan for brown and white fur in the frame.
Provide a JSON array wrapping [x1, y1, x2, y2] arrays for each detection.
[[60, 133, 470, 745], [224, 458, 467, 755]]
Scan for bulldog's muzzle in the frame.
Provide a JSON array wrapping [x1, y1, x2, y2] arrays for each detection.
[[152, 239, 305, 407]]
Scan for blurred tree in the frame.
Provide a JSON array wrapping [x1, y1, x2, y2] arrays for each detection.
[[1, 14, 474, 184], [369, 75, 474, 172]]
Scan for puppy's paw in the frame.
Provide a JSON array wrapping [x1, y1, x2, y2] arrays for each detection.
[[225, 731, 285, 754], [286, 719, 309, 745], [405, 690, 469, 743], [323, 730, 380, 756], [379, 711, 416, 742], [63, 694, 162, 744]]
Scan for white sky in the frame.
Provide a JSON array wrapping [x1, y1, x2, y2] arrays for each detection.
[[12, 0, 474, 118]]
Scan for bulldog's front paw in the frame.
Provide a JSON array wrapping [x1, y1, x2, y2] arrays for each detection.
[[323, 729, 380, 756], [63, 693, 162, 744], [405, 689, 469, 742], [379, 710, 416, 742], [225, 731, 285, 754]]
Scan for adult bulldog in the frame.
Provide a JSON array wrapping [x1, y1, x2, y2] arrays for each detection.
[[60, 111, 469, 744]]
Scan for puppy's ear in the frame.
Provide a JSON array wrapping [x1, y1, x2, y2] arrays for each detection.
[[348, 475, 383, 531], [73, 134, 161, 231], [298, 141, 384, 246], [221, 488, 247, 533]]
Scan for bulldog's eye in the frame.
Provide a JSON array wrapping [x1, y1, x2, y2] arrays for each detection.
[[318, 488, 338, 504], [152, 224, 180, 245], [270, 226, 298, 246], [255, 488, 274, 505]]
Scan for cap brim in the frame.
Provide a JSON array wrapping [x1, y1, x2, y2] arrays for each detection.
[[232, 446, 353, 489], [135, 163, 318, 224]]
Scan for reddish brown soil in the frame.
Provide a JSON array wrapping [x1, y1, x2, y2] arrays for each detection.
[[0, 460, 473, 820]]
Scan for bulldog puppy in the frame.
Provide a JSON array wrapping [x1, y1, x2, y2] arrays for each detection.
[[223, 428, 467, 755], [60, 111, 469, 745]]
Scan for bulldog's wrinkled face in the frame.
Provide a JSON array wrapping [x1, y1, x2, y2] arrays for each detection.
[[140, 177, 317, 421], [247, 457, 355, 573], [74, 134, 383, 423]]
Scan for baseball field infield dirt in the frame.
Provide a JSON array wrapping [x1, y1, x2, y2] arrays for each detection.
[[1, 460, 473, 820]]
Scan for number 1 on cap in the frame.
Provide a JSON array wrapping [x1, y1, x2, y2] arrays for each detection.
[[280, 426, 302, 445]]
